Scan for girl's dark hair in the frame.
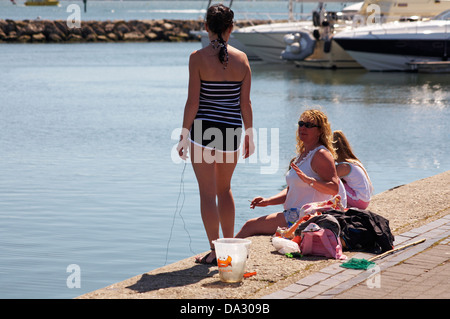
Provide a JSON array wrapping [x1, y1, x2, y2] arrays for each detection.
[[206, 4, 234, 66]]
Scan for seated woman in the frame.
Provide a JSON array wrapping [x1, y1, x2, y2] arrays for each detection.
[[333, 130, 373, 210], [235, 109, 347, 238]]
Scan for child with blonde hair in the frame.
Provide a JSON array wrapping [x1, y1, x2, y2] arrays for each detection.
[[333, 130, 373, 210]]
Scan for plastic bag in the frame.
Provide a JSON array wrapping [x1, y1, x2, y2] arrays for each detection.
[[272, 237, 300, 254]]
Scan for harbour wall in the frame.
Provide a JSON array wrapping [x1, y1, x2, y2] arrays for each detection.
[[0, 19, 270, 43]]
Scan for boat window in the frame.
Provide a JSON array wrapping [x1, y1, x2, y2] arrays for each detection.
[[432, 9, 450, 20]]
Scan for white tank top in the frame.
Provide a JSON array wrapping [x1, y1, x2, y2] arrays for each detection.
[[340, 161, 373, 202], [284, 145, 347, 211]]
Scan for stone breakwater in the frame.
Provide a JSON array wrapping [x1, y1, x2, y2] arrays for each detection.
[[0, 19, 269, 43]]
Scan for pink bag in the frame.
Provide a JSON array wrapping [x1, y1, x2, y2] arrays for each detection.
[[300, 227, 347, 260]]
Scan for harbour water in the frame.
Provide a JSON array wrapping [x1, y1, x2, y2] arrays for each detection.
[[1, 1, 450, 300], [1, 0, 338, 21]]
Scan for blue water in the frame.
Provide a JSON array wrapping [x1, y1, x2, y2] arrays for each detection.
[[1, 1, 450, 301], [1, 41, 449, 299], [1, 0, 346, 21]]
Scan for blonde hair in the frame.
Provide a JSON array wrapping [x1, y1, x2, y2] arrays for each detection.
[[332, 130, 360, 164], [296, 109, 336, 159], [333, 130, 372, 186]]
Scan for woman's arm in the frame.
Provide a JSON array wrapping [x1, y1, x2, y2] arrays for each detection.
[[336, 162, 351, 177], [250, 188, 288, 209], [291, 149, 340, 195], [239, 56, 254, 159], [178, 52, 201, 158]]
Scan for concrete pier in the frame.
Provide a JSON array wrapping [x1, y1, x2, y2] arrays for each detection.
[[77, 170, 449, 299]]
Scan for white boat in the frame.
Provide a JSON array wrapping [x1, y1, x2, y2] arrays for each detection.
[[281, 2, 363, 69], [231, 20, 316, 63], [281, 0, 450, 69], [232, 1, 362, 63], [333, 9, 450, 71], [357, 0, 450, 23]]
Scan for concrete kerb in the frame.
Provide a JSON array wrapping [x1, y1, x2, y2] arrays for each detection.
[[262, 213, 450, 299]]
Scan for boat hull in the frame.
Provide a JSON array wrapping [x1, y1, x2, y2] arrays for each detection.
[[335, 38, 450, 71], [232, 21, 314, 63], [232, 31, 290, 63], [295, 39, 362, 69]]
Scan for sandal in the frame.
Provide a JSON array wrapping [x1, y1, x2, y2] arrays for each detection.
[[195, 248, 217, 265]]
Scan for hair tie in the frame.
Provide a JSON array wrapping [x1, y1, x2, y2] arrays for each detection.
[[210, 38, 229, 69]]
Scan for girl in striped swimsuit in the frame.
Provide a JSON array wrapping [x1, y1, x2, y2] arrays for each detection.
[[177, 4, 254, 264], [190, 80, 243, 153]]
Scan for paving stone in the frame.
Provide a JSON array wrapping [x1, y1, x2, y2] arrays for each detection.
[[319, 263, 346, 275], [282, 283, 309, 294], [263, 290, 296, 299], [295, 272, 330, 286]]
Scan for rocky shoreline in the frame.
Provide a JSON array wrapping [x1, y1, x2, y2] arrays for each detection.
[[0, 19, 269, 43]]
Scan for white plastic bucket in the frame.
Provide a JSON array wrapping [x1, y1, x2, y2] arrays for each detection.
[[213, 238, 251, 283]]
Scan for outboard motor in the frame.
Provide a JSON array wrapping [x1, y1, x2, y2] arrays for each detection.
[[281, 31, 316, 61]]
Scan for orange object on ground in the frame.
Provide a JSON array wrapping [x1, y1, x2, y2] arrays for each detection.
[[243, 272, 257, 278]]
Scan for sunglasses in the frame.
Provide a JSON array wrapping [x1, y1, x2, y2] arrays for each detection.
[[298, 121, 320, 128]]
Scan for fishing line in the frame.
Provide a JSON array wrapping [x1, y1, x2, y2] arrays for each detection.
[[164, 161, 195, 266]]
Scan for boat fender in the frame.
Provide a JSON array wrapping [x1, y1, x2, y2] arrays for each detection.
[[289, 42, 301, 54], [324, 40, 332, 53], [313, 11, 321, 27], [283, 33, 297, 45], [313, 29, 320, 40], [281, 31, 316, 61]]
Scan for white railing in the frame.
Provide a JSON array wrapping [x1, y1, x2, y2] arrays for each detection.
[[237, 11, 313, 24]]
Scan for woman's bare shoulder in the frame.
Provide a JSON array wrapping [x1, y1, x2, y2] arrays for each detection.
[[314, 148, 335, 164], [228, 45, 249, 61], [189, 49, 202, 60]]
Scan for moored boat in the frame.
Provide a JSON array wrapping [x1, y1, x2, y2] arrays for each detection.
[[231, 20, 316, 63], [231, 1, 361, 63], [333, 9, 450, 71], [282, 0, 450, 69], [281, 2, 362, 69]]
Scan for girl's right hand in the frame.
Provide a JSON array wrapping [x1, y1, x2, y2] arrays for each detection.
[[177, 135, 189, 160], [242, 133, 255, 159]]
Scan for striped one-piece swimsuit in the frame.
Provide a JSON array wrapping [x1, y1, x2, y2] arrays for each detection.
[[190, 80, 243, 152]]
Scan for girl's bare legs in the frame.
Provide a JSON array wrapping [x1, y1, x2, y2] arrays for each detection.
[[215, 150, 239, 238], [191, 143, 239, 263]]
